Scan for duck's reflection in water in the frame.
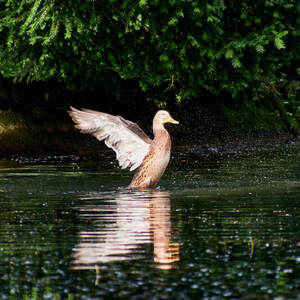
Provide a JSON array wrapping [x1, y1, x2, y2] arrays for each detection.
[[71, 190, 179, 270]]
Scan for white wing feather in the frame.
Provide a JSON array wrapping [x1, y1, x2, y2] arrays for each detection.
[[68, 107, 151, 171]]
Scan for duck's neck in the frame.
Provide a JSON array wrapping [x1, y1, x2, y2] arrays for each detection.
[[153, 124, 167, 136], [153, 121, 166, 133], [153, 126, 171, 149]]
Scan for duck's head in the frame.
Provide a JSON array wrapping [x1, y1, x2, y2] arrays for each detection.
[[153, 110, 179, 130]]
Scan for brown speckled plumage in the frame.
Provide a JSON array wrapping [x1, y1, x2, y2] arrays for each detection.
[[68, 107, 179, 189], [128, 130, 171, 188]]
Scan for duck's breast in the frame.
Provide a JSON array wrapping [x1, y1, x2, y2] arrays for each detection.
[[146, 131, 171, 182], [128, 130, 171, 188]]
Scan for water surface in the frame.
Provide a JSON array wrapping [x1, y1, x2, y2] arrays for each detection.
[[0, 145, 300, 299]]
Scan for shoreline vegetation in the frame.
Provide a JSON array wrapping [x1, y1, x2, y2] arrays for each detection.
[[1, 108, 298, 161]]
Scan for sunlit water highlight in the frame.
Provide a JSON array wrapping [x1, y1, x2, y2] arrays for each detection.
[[0, 145, 299, 299]]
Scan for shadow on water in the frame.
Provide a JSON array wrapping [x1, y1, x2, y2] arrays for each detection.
[[71, 190, 179, 271]]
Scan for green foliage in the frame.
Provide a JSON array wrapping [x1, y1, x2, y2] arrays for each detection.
[[0, 0, 299, 130]]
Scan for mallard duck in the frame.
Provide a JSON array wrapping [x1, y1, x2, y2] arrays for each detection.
[[68, 107, 179, 188]]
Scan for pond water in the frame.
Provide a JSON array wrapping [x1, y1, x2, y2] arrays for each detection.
[[0, 144, 300, 299]]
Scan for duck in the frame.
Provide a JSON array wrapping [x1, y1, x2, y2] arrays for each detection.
[[68, 107, 179, 188]]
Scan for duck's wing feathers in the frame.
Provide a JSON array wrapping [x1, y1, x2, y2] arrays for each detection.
[[68, 107, 152, 171]]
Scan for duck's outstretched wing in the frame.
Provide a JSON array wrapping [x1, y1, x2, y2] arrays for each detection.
[[68, 107, 152, 171]]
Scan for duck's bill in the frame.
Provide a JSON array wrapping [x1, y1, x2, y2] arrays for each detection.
[[168, 117, 179, 124]]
